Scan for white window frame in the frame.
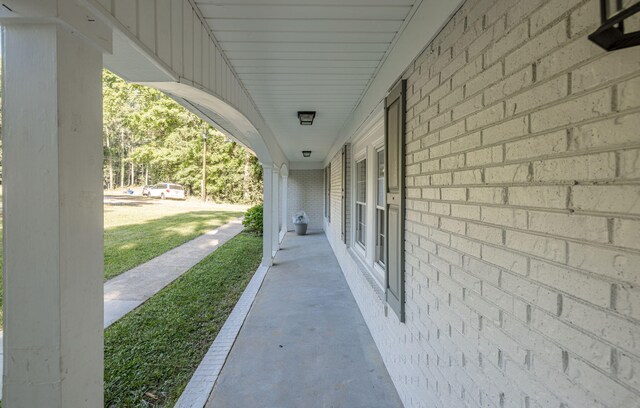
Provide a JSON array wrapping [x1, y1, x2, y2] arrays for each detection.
[[349, 115, 386, 288], [355, 157, 367, 251], [374, 146, 386, 271]]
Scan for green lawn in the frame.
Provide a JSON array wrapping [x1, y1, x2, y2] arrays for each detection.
[[103, 209, 241, 281], [0, 204, 243, 326], [104, 232, 262, 407]]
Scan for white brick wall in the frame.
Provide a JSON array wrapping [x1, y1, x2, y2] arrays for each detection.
[[325, 0, 640, 407], [287, 170, 324, 231]]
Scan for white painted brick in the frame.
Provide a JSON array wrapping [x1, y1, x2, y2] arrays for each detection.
[[531, 309, 612, 371], [482, 116, 529, 145], [467, 223, 503, 245], [485, 163, 530, 184], [451, 236, 481, 258], [530, 88, 612, 133], [537, 37, 603, 81], [453, 169, 483, 185], [500, 273, 558, 314], [532, 152, 616, 182], [439, 120, 466, 142], [618, 352, 640, 391], [620, 149, 640, 179], [572, 185, 640, 215], [508, 185, 568, 209], [613, 218, 640, 251], [468, 187, 504, 204], [505, 230, 566, 263], [570, 113, 640, 151], [484, 65, 533, 105], [507, 128, 567, 161], [530, 259, 611, 307], [481, 245, 528, 275], [617, 284, 640, 321], [322, 1, 640, 406], [569, 0, 600, 36], [466, 102, 505, 131], [505, 20, 568, 75], [562, 297, 640, 355], [567, 355, 638, 407], [441, 217, 466, 235], [481, 206, 528, 229], [567, 242, 640, 285], [451, 204, 480, 220], [441, 154, 466, 170], [506, 75, 569, 117], [451, 132, 481, 153], [465, 63, 503, 97], [572, 48, 640, 93], [485, 20, 529, 66], [618, 75, 640, 111], [529, 0, 583, 35], [452, 94, 483, 121], [528, 211, 609, 243]]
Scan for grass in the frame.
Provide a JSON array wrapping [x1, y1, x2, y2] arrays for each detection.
[[104, 232, 262, 407], [0, 201, 243, 325], [103, 208, 241, 281]]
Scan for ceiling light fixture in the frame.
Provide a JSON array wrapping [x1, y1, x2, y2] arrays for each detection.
[[302, 151, 312, 158], [297, 111, 316, 125]]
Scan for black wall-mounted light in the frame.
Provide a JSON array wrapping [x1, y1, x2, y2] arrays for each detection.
[[297, 111, 316, 125], [589, 0, 640, 51], [302, 151, 312, 158]]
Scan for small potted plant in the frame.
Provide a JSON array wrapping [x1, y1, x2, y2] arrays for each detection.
[[292, 211, 309, 235]]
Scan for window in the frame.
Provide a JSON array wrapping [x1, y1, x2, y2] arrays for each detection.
[[375, 149, 385, 266], [355, 159, 367, 248]]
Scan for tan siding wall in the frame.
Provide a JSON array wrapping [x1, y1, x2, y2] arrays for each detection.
[[327, 0, 640, 407]]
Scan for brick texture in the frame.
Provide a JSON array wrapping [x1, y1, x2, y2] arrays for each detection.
[[326, 0, 640, 407], [287, 170, 324, 231]]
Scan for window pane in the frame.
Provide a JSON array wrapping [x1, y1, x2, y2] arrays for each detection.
[[375, 208, 386, 266], [356, 159, 367, 203], [377, 149, 385, 206]]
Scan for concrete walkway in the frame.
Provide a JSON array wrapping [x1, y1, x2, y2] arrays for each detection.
[[205, 231, 402, 408], [104, 217, 244, 327], [0, 217, 243, 400]]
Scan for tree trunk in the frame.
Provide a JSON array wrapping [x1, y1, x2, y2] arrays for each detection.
[[243, 152, 251, 202], [130, 161, 135, 186], [119, 129, 125, 188], [145, 165, 149, 185], [106, 130, 114, 190]]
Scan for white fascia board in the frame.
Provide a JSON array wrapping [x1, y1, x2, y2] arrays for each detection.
[[325, 0, 464, 163]]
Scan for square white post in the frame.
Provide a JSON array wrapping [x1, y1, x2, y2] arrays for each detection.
[[2, 24, 104, 406], [280, 174, 288, 241], [271, 168, 280, 255], [262, 165, 274, 266]]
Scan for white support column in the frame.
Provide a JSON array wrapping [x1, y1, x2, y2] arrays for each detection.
[[271, 168, 280, 255], [262, 165, 274, 266], [2, 24, 104, 406], [280, 174, 288, 242]]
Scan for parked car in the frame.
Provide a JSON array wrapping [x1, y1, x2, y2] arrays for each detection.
[[142, 185, 151, 196], [148, 183, 186, 200]]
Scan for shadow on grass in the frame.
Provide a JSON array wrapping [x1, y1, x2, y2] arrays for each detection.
[[104, 210, 242, 281]]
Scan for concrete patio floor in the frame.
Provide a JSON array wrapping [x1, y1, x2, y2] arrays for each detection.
[[205, 231, 402, 408]]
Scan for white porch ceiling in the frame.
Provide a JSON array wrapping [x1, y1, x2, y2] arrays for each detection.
[[195, 0, 419, 163]]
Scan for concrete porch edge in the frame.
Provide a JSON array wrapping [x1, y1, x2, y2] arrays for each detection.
[[174, 263, 271, 408]]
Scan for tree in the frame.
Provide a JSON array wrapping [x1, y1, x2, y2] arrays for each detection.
[[102, 70, 262, 203]]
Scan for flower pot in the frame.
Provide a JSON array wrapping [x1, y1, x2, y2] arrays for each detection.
[[294, 223, 308, 235]]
